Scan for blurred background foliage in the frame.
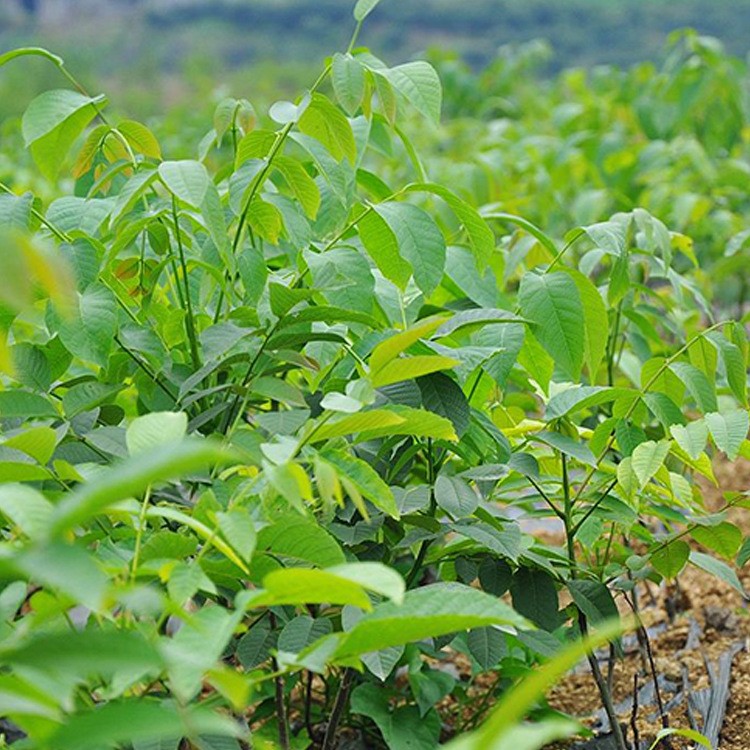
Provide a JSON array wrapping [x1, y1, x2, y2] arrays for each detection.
[[3, 1, 750, 312], [2, 0, 750, 120]]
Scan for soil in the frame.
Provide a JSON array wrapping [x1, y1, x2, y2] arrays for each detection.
[[545, 458, 750, 749]]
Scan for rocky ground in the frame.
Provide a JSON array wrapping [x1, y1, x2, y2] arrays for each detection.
[[545, 458, 750, 750]]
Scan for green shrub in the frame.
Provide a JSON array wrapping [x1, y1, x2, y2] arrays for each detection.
[[0, 4, 743, 749]]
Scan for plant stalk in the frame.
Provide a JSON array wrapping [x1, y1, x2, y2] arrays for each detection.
[[322, 668, 355, 750], [171, 196, 201, 372], [562, 454, 627, 750]]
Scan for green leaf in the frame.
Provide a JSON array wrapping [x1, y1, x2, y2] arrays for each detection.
[[47, 196, 111, 235], [332, 53, 366, 116], [709, 332, 747, 407], [268, 281, 311, 317], [214, 97, 255, 144], [158, 160, 210, 207], [567, 580, 618, 624], [201, 182, 232, 262], [319, 391, 362, 413], [10, 343, 53, 391], [608, 253, 630, 306], [258, 562, 404, 609], [378, 62, 442, 124], [643, 392, 686, 428], [453, 523, 522, 561], [298, 93, 356, 163], [236, 620, 276, 669], [651, 540, 690, 578], [358, 208, 412, 289], [247, 198, 283, 244], [335, 583, 529, 659], [0, 484, 52, 539], [581, 218, 627, 255], [148, 506, 249, 573], [49, 440, 232, 536], [564, 269, 608, 379], [690, 551, 746, 596], [670, 421, 708, 460], [691, 522, 742, 560], [0, 390, 57, 419], [630, 440, 670, 489], [705, 410, 749, 460], [47, 700, 243, 750], [353, 0, 383, 21], [518, 331, 554, 392], [669, 361, 717, 413], [55, 284, 118, 367], [320, 449, 399, 519], [140, 530, 198, 562], [311, 409, 405, 442], [372, 354, 459, 387], [162, 606, 245, 701], [648, 729, 711, 750], [22, 89, 106, 180], [405, 183, 494, 267], [278, 615, 333, 654], [251, 513, 345, 568], [738, 537, 750, 567], [2, 628, 161, 677], [533, 431, 595, 467], [126, 411, 188, 456], [510, 568, 560, 631], [265, 460, 313, 509], [361, 646, 404, 682], [519, 272, 584, 381], [118, 120, 162, 159], [61, 381, 123, 418], [0, 192, 34, 231], [273, 155, 320, 219], [370, 318, 445, 374], [417, 372, 470, 437], [0, 46, 64, 68], [448, 718, 579, 750], [478, 558, 513, 596], [466, 627, 507, 671], [216, 508, 257, 563], [371, 202, 446, 295], [435, 475, 479, 519], [3, 426, 57, 464], [610, 419, 643, 458], [0, 672, 61, 722], [351, 685, 441, 750], [358, 406, 457, 441], [16, 541, 108, 611]]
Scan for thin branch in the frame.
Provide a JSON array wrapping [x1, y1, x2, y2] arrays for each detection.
[[571, 478, 619, 537], [322, 668, 355, 750], [526, 475, 566, 522]]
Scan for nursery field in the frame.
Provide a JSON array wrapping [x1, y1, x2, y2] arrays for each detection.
[[2, 1, 750, 748]]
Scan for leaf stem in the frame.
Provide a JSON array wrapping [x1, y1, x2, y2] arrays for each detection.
[[130, 485, 152, 582], [526, 475, 566, 523], [171, 196, 201, 371], [114, 334, 177, 402], [545, 228, 585, 274], [0, 181, 70, 242], [570, 478, 618, 537]]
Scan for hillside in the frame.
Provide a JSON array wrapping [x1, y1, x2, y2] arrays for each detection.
[[3, 0, 750, 73]]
